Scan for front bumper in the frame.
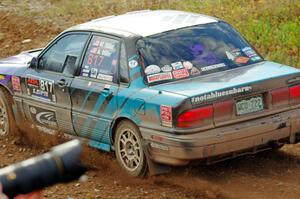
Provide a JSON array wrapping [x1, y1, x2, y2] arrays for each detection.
[[140, 108, 300, 166]]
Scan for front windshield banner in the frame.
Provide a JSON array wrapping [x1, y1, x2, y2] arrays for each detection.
[[137, 22, 263, 85]]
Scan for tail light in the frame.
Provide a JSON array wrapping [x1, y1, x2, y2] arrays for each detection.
[[271, 85, 300, 106], [177, 105, 213, 128], [213, 100, 234, 122], [289, 85, 300, 103], [271, 87, 289, 106], [177, 100, 234, 128]]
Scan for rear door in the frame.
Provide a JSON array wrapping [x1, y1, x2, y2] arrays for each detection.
[[22, 32, 90, 134], [70, 34, 121, 148]]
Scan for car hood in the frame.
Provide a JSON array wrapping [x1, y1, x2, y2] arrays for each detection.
[[0, 49, 42, 75], [151, 61, 300, 98]]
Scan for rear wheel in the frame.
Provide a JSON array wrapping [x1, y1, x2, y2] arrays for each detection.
[[0, 88, 16, 136], [114, 120, 148, 177]]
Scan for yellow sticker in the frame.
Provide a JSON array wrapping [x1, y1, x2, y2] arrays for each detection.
[[0, 75, 5, 80]]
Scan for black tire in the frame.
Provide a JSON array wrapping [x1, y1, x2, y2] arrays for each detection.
[[271, 143, 284, 151], [114, 120, 148, 177], [0, 88, 17, 136]]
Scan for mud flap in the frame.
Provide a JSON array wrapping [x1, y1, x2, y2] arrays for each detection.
[[12, 97, 26, 127], [143, 141, 171, 176]]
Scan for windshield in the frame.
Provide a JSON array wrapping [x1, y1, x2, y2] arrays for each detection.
[[137, 21, 263, 84]]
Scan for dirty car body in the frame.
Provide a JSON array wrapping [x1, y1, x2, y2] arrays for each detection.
[[1, 10, 300, 175]]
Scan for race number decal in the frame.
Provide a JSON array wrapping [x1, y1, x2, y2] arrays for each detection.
[[26, 77, 56, 102]]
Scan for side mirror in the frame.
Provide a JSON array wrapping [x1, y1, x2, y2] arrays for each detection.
[[29, 57, 38, 69]]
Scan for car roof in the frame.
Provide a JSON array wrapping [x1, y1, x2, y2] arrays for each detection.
[[69, 10, 219, 37]]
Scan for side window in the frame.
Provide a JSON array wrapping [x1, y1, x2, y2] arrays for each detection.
[[119, 43, 129, 83], [80, 35, 120, 82], [39, 34, 89, 73]]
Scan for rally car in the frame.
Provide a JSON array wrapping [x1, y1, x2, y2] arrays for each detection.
[[0, 10, 300, 177]]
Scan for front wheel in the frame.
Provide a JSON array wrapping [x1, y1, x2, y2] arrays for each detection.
[[114, 120, 148, 177], [0, 88, 16, 136]]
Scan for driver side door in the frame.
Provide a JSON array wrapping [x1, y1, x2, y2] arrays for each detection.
[[21, 32, 90, 134]]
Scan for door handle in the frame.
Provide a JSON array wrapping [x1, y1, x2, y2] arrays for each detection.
[[57, 79, 68, 88], [101, 88, 113, 100]]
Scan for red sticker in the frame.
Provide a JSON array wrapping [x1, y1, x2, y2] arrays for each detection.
[[12, 76, 21, 91], [147, 72, 172, 83], [172, 68, 189, 79], [27, 78, 39, 87], [160, 105, 172, 127]]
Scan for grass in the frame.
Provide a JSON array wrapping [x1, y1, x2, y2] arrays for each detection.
[[6, 0, 300, 67]]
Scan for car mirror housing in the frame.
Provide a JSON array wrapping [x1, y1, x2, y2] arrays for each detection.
[[29, 57, 38, 69]]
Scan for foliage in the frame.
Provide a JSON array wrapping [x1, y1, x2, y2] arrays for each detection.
[[11, 0, 300, 67]]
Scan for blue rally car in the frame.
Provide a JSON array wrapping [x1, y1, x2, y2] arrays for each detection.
[[0, 10, 300, 176]]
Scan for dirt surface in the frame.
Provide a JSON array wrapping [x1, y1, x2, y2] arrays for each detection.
[[1, 4, 300, 199], [1, 126, 300, 199]]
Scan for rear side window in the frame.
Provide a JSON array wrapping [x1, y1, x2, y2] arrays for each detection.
[[80, 35, 120, 82], [39, 34, 89, 73]]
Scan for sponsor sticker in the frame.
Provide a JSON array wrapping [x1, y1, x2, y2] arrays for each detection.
[[102, 49, 112, 57], [251, 56, 262, 62], [183, 61, 193, 70], [82, 73, 89, 77], [128, 60, 138, 68], [201, 63, 226, 72], [161, 65, 173, 72], [235, 57, 250, 64], [90, 68, 98, 78], [171, 61, 184, 70], [84, 65, 90, 69], [147, 72, 172, 83], [160, 105, 172, 127], [226, 51, 235, 61], [12, 76, 21, 92], [172, 68, 189, 79], [128, 54, 139, 61], [242, 47, 257, 57], [90, 47, 98, 54], [0, 75, 5, 80], [104, 42, 115, 51], [190, 67, 201, 76], [82, 69, 90, 73], [242, 47, 251, 51], [145, 65, 161, 75], [231, 49, 242, 57], [97, 73, 113, 82], [191, 86, 252, 104], [27, 78, 39, 87], [32, 89, 49, 100], [29, 106, 57, 127]]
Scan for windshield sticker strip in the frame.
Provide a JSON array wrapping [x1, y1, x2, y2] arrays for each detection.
[[191, 86, 252, 104]]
